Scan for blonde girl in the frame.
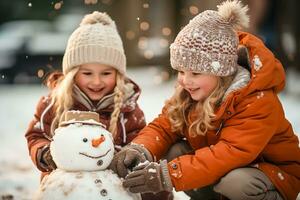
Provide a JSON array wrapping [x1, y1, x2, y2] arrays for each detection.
[[110, 1, 300, 200], [25, 11, 146, 179]]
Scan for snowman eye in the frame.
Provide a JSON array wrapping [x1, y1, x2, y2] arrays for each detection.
[[83, 138, 88, 142]]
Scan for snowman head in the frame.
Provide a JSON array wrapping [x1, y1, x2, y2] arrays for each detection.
[[50, 111, 115, 171]]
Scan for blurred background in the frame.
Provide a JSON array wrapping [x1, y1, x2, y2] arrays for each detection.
[[0, 0, 299, 85], [0, 0, 299, 199]]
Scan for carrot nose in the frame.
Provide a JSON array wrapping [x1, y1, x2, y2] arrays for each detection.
[[92, 135, 105, 147]]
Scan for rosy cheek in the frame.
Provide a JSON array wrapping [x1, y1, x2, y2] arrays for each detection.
[[177, 77, 183, 85]]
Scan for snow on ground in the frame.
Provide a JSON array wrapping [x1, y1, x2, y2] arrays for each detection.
[[0, 67, 299, 200]]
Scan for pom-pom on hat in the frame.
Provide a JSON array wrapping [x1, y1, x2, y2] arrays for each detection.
[[62, 11, 126, 75], [170, 0, 249, 76]]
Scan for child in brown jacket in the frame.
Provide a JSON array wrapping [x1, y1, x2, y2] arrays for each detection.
[[25, 11, 146, 179]]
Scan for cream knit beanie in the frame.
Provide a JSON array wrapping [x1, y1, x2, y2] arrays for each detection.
[[62, 11, 126, 75], [170, 0, 249, 76]]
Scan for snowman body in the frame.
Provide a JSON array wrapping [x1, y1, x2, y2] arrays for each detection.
[[34, 122, 141, 200]]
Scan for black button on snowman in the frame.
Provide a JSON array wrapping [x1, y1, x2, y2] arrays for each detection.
[[34, 111, 141, 200]]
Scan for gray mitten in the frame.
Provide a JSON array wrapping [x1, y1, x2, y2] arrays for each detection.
[[123, 160, 173, 194], [109, 144, 153, 178], [40, 145, 57, 171]]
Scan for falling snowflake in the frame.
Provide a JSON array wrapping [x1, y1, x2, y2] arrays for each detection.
[[84, 0, 98, 5], [256, 91, 264, 99], [277, 172, 284, 180], [170, 170, 182, 178], [28, 2, 32, 7], [54, 1, 63, 10], [253, 55, 263, 71], [142, 3, 149, 8]]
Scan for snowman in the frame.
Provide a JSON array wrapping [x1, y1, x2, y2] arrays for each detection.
[[34, 111, 141, 200]]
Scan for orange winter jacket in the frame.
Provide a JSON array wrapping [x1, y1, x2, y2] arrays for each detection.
[[133, 32, 300, 200]]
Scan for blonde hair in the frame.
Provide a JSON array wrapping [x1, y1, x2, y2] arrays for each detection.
[[49, 68, 125, 138], [50, 68, 79, 134], [167, 75, 234, 137], [109, 73, 125, 138]]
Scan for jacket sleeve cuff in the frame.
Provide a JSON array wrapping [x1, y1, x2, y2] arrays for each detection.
[[160, 159, 173, 192]]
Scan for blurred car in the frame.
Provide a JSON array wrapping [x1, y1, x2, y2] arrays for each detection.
[[53, 13, 83, 34], [0, 13, 83, 84], [0, 20, 53, 83]]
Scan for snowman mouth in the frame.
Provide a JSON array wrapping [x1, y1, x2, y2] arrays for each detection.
[[79, 149, 111, 159]]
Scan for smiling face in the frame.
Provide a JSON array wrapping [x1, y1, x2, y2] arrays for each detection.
[[177, 70, 219, 102], [51, 124, 115, 171], [74, 63, 117, 102]]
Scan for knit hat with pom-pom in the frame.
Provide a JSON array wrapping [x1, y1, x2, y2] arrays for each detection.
[[62, 11, 126, 75], [170, 0, 249, 76]]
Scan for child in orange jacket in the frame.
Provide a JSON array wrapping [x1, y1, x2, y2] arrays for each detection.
[[109, 1, 300, 199]]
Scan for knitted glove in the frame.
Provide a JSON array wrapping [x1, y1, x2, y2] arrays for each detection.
[[40, 145, 57, 171], [109, 144, 153, 178], [123, 160, 173, 194]]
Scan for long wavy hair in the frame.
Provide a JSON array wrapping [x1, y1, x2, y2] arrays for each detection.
[[167, 75, 234, 137], [47, 68, 125, 138]]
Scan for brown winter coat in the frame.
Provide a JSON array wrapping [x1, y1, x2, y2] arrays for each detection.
[[133, 32, 300, 200], [25, 78, 146, 179]]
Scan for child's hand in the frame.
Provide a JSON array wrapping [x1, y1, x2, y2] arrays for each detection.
[[123, 160, 173, 194], [109, 148, 146, 178], [42, 146, 57, 170]]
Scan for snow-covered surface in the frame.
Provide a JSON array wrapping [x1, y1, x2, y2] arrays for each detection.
[[0, 67, 299, 199], [35, 169, 141, 200]]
